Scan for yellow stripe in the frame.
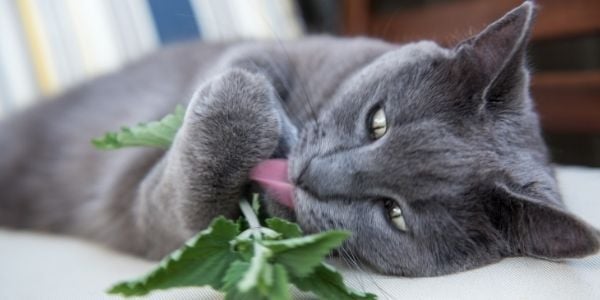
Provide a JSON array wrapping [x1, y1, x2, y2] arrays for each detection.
[[16, 0, 58, 95]]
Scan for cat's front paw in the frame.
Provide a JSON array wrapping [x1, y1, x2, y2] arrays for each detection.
[[183, 68, 282, 174], [170, 69, 284, 230]]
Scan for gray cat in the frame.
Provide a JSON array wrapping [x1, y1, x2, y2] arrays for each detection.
[[0, 2, 598, 277]]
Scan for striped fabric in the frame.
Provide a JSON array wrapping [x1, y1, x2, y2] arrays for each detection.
[[0, 0, 304, 118]]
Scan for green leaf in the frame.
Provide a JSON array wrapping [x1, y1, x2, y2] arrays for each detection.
[[222, 260, 250, 291], [107, 217, 240, 296], [222, 261, 291, 300], [265, 217, 303, 238], [238, 243, 273, 293], [92, 105, 185, 149], [293, 263, 377, 300], [263, 231, 350, 277], [222, 261, 263, 300], [271, 264, 292, 300]]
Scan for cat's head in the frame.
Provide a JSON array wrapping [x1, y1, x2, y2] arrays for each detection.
[[286, 2, 599, 276]]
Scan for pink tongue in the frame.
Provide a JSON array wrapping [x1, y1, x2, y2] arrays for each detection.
[[250, 159, 294, 208]]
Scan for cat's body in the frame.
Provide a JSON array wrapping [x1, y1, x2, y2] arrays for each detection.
[[1, 2, 598, 276]]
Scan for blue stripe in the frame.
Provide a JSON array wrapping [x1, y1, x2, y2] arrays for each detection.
[[147, 0, 201, 44]]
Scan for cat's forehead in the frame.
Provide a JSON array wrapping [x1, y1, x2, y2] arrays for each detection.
[[343, 41, 452, 90], [368, 41, 451, 73]]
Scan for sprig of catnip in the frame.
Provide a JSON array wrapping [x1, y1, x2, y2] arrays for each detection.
[[92, 105, 185, 149], [93, 107, 378, 299], [108, 196, 374, 299]]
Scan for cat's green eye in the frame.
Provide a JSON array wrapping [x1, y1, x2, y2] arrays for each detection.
[[369, 107, 387, 139], [385, 200, 407, 232]]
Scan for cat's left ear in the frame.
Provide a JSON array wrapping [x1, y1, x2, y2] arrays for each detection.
[[454, 1, 535, 108], [486, 183, 600, 259]]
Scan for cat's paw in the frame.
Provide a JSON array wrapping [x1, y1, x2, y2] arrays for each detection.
[[183, 68, 282, 170]]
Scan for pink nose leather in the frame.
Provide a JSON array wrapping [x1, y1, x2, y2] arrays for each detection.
[[249, 159, 294, 208]]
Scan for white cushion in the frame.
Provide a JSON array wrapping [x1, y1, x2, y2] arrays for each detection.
[[1, 166, 599, 299]]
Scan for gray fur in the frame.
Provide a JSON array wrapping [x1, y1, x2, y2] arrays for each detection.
[[0, 2, 597, 276]]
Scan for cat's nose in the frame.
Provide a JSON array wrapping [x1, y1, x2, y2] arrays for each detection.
[[296, 174, 320, 199], [294, 159, 312, 190], [294, 156, 327, 198], [294, 155, 357, 199]]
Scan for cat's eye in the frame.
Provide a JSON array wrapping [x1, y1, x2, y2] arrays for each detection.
[[369, 107, 387, 139], [385, 200, 407, 232]]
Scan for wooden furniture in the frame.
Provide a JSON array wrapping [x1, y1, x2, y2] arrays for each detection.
[[341, 0, 600, 133]]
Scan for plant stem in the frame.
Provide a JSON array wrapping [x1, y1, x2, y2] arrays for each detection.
[[240, 199, 262, 239]]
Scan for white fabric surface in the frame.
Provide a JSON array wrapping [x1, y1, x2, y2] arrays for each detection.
[[1, 166, 599, 300]]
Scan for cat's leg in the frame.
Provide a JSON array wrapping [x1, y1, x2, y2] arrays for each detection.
[[133, 69, 283, 258]]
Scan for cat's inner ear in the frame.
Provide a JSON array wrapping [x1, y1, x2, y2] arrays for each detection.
[[486, 184, 600, 259], [454, 2, 535, 107]]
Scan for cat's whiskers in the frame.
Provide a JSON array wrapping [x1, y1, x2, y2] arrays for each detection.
[[338, 244, 367, 291], [339, 243, 394, 300], [246, 60, 299, 126], [256, 11, 320, 127]]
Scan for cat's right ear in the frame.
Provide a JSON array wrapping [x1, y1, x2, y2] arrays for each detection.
[[453, 1, 535, 110], [485, 183, 600, 259]]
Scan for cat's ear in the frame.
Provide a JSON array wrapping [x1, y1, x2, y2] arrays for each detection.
[[486, 183, 600, 259], [454, 1, 535, 108]]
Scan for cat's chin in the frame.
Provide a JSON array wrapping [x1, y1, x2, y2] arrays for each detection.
[[288, 188, 317, 229], [291, 188, 341, 235]]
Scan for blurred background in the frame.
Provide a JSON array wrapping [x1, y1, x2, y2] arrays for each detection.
[[1, 0, 598, 166]]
